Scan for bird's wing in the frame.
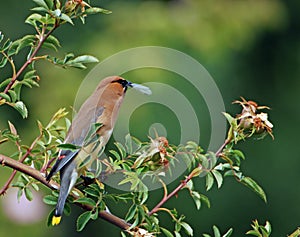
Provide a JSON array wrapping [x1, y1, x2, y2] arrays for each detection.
[[46, 149, 79, 181], [46, 105, 105, 181]]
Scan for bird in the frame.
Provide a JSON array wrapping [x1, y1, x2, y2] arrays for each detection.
[[46, 76, 151, 226]]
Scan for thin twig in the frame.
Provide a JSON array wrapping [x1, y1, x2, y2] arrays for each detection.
[[0, 135, 42, 195], [0, 21, 59, 100], [148, 172, 193, 216], [0, 153, 131, 230], [148, 138, 232, 216]]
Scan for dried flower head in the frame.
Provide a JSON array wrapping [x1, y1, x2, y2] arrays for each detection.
[[132, 136, 174, 171], [234, 97, 274, 139], [126, 227, 156, 237], [65, 0, 91, 13]]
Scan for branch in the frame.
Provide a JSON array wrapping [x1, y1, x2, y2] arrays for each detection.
[[288, 227, 300, 237], [0, 153, 131, 230], [0, 135, 42, 195], [148, 171, 194, 216], [148, 138, 231, 216], [0, 22, 59, 100]]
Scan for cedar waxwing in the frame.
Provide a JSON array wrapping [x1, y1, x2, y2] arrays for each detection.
[[46, 76, 151, 225]]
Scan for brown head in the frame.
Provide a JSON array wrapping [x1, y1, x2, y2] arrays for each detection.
[[66, 76, 132, 145]]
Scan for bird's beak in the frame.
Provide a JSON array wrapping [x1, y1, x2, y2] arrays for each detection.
[[128, 82, 152, 95]]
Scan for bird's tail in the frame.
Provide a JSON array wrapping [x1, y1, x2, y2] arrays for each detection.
[[52, 162, 78, 226]]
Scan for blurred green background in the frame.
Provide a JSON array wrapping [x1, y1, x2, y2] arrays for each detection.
[[0, 0, 299, 236]]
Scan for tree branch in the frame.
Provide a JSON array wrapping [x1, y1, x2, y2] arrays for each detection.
[[0, 22, 59, 100], [0, 135, 42, 195], [0, 153, 131, 230], [148, 138, 232, 216]]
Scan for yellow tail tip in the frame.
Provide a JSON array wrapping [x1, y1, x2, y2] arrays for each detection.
[[52, 216, 62, 226]]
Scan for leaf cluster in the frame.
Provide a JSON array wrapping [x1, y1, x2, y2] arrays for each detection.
[[0, 0, 109, 117]]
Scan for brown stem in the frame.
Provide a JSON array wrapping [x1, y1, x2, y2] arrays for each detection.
[[215, 138, 231, 157], [0, 135, 42, 195], [148, 172, 193, 216], [0, 22, 59, 100], [0, 154, 53, 188], [0, 153, 131, 230], [148, 138, 232, 216]]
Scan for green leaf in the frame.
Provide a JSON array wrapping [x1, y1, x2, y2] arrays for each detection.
[[12, 101, 28, 118], [74, 197, 96, 207], [33, 0, 49, 9], [125, 134, 133, 154], [12, 181, 25, 188], [25, 13, 43, 27], [213, 226, 221, 237], [211, 170, 223, 188], [246, 230, 260, 236], [0, 78, 12, 89], [76, 211, 92, 232], [232, 149, 245, 160], [8, 121, 17, 135], [85, 7, 112, 15], [174, 232, 181, 237], [42, 128, 52, 144], [12, 35, 36, 55], [43, 195, 58, 205], [63, 203, 72, 216], [46, 209, 56, 227], [222, 112, 236, 125], [57, 143, 81, 151], [161, 227, 174, 237], [7, 40, 19, 56], [20, 174, 30, 183], [23, 70, 36, 80], [0, 56, 8, 68], [8, 90, 17, 102], [206, 151, 217, 169], [78, 155, 92, 169], [190, 167, 202, 177], [44, 0, 53, 9], [206, 172, 214, 191], [62, 53, 74, 63], [84, 187, 100, 198], [181, 222, 193, 236], [191, 191, 201, 210], [223, 228, 233, 237], [31, 183, 39, 191], [17, 189, 23, 202], [71, 55, 99, 64], [200, 194, 211, 208], [125, 204, 137, 221], [24, 188, 33, 201], [46, 35, 60, 48], [265, 221, 272, 233], [2, 38, 12, 51], [23, 78, 39, 88], [31, 7, 48, 13], [90, 208, 99, 220], [240, 176, 267, 203], [114, 142, 127, 159], [0, 92, 11, 102], [94, 159, 102, 178], [121, 232, 127, 237], [60, 13, 74, 25], [109, 149, 121, 160]]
